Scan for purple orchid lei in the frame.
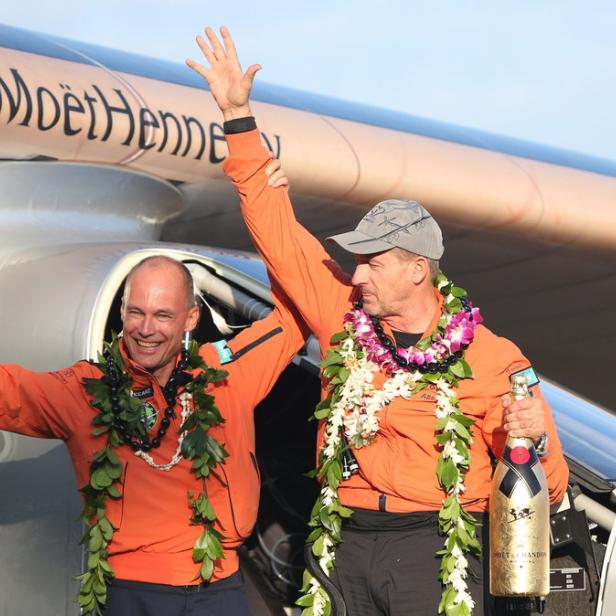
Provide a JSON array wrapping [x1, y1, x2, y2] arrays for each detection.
[[345, 279, 483, 375]]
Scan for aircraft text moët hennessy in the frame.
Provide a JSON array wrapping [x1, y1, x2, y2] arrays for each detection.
[[489, 374, 550, 598]]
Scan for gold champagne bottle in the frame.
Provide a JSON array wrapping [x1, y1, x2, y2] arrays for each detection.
[[489, 374, 550, 597]]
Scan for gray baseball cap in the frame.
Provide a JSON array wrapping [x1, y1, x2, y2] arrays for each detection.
[[327, 199, 444, 259]]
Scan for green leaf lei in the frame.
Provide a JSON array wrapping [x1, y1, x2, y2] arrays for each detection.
[[298, 273, 482, 616], [78, 334, 228, 615]]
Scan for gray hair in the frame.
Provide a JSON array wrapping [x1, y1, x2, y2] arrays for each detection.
[[391, 247, 440, 283]]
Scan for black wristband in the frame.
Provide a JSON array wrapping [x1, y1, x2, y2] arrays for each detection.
[[223, 117, 257, 134]]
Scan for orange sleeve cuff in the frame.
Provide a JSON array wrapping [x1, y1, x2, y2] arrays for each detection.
[[223, 128, 270, 179]]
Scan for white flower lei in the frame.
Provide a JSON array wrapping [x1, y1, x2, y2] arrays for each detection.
[[323, 335, 419, 457], [298, 273, 482, 616]]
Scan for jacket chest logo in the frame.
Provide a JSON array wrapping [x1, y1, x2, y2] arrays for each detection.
[[420, 384, 438, 402], [131, 386, 158, 431], [140, 402, 159, 431], [132, 385, 154, 399]]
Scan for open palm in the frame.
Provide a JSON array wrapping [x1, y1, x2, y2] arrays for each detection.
[[186, 26, 260, 119]]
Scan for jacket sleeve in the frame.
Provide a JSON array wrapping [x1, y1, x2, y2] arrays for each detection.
[[480, 346, 569, 506], [223, 129, 353, 350], [202, 280, 310, 411], [0, 362, 97, 440]]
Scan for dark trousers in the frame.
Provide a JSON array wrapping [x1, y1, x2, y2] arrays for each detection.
[[331, 511, 492, 616], [105, 571, 251, 616]]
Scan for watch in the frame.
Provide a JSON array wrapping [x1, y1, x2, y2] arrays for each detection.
[[534, 432, 549, 458]]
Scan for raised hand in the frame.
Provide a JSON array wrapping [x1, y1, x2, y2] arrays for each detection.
[[186, 26, 260, 121]]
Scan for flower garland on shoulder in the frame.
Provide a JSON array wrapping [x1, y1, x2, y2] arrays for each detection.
[[78, 334, 228, 615], [298, 272, 483, 616]]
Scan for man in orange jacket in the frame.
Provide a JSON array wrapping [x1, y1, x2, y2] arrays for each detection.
[[0, 254, 307, 615], [188, 28, 569, 616]]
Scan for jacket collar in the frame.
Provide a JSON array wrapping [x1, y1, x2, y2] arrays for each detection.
[[118, 338, 190, 391], [118, 338, 156, 389]]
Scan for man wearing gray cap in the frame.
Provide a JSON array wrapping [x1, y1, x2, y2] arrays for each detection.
[[332, 198, 444, 259], [188, 27, 569, 616]]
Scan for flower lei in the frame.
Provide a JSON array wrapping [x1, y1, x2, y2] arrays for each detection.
[[78, 334, 228, 615], [298, 272, 483, 616]]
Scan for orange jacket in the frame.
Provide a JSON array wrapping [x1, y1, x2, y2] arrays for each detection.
[[0, 289, 307, 585], [224, 127, 569, 513]]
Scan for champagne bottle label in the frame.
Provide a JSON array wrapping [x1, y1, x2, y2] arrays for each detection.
[[498, 445, 542, 498]]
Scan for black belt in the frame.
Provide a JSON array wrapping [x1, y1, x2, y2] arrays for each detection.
[[344, 507, 439, 532], [109, 571, 242, 595]]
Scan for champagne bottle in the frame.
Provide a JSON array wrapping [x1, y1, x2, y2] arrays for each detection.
[[489, 374, 550, 597]]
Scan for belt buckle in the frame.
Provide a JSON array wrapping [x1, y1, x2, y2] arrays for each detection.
[[184, 583, 203, 594]]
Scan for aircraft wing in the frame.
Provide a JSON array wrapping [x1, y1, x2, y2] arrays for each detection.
[[1, 23, 615, 408]]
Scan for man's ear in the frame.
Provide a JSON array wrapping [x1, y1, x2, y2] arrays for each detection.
[[410, 256, 430, 284], [185, 305, 200, 332]]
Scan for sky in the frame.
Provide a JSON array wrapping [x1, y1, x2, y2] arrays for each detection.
[[3, 1, 615, 162]]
